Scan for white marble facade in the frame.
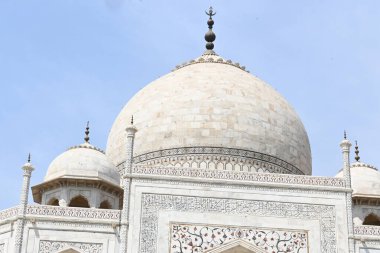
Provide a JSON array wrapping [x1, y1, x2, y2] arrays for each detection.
[[1, 13, 380, 253]]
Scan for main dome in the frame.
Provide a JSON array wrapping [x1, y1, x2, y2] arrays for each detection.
[[106, 53, 312, 175]]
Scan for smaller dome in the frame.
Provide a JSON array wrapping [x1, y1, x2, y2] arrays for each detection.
[[336, 162, 380, 197], [45, 143, 120, 186]]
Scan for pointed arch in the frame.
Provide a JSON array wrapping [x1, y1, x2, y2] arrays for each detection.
[[205, 239, 266, 253], [99, 200, 112, 209], [57, 248, 81, 253], [68, 195, 90, 208], [363, 213, 380, 226], [47, 197, 59, 206]]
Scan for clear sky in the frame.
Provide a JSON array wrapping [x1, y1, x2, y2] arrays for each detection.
[[0, 0, 379, 210]]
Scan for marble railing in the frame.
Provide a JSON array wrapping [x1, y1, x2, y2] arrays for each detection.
[[355, 226, 380, 236], [0, 205, 120, 222], [0, 206, 18, 221], [133, 165, 346, 188]]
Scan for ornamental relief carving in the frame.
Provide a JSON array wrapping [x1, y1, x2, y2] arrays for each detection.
[[139, 194, 336, 253], [170, 223, 308, 253], [39, 240, 102, 253], [132, 166, 345, 188], [0, 243, 4, 253], [132, 147, 303, 175], [26, 205, 120, 220]]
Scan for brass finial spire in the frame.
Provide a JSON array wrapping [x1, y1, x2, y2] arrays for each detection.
[[131, 115, 134, 125], [204, 6, 216, 52], [27, 153, 31, 163], [344, 130, 347, 140], [355, 140, 360, 162], [84, 121, 90, 143]]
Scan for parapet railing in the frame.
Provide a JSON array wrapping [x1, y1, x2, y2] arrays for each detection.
[[0, 205, 120, 223]]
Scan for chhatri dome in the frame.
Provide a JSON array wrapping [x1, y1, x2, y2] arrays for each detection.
[[106, 7, 312, 175], [44, 123, 120, 185], [336, 141, 380, 198]]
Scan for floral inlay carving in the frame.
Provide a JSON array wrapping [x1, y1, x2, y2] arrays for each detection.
[[170, 224, 308, 253]]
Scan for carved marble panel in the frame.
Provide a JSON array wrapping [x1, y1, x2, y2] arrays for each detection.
[[0, 243, 4, 253], [139, 194, 336, 253], [170, 223, 308, 253]]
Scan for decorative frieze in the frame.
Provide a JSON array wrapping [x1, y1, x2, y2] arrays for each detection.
[[132, 166, 345, 188], [139, 194, 336, 253], [170, 223, 308, 253], [39, 240, 102, 253]]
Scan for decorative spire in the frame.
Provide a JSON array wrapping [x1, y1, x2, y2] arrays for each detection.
[[84, 121, 90, 143], [344, 130, 347, 140], [27, 153, 31, 163], [355, 140, 360, 162], [131, 115, 134, 125], [204, 6, 216, 52]]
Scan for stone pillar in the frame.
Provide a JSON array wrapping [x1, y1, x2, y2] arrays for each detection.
[[119, 122, 137, 253], [14, 156, 34, 253], [340, 135, 354, 253]]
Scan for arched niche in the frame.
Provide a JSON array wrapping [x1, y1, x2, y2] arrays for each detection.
[[47, 197, 59, 206], [68, 195, 90, 208], [99, 200, 112, 209], [363, 213, 380, 226]]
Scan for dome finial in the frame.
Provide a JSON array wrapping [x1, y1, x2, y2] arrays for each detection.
[[355, 140, 360, 162], [27, 153, 31, 163], [131, 115, 134, 125], [344, 130, 347, 140], [204, 6, 216, 53], [84, 121, 90, 143]]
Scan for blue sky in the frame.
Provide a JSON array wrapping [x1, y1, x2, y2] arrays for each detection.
[[0, 0, 379, 209]]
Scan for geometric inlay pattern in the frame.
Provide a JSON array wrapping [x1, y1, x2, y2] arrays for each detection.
[[140, 194, 336, 253], [170, 223, 308, 253]]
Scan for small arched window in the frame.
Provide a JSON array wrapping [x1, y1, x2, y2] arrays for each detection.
[[363, 213, 380, 226], [68, 195, 90, 208], [47, 198, 59, 206], [99, 200, 112, 209]]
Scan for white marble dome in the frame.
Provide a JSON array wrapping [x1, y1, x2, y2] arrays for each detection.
[[45, 143, 120, 186], [106, 53, 312, 175], [336, 162, 380, 197]]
